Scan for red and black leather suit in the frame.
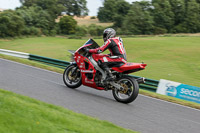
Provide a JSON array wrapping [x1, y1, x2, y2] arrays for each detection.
[[89, 37, 127, 68]]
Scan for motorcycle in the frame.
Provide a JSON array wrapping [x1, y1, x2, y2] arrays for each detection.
[[63, 39, 147, 103]]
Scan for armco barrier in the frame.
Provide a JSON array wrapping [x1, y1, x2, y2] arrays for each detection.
[[0, 49, 29, 59], [131, 75, 158, 92], [29, 54, 71, 69], [0, 49, 158, 92]]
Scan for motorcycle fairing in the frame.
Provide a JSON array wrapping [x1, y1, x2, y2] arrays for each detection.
[[74, 52, 105, 90], [92, 53, 147, 74], [112, 63, 147, 74]]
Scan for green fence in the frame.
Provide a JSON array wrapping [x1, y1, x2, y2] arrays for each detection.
[[29, 54, 159, 92], [29, 54, 70, 69]]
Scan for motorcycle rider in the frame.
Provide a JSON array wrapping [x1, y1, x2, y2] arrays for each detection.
[[86, 28, 127, 80]]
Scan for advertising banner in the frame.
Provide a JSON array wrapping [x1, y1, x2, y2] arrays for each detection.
[[157, 79, 200, 104]]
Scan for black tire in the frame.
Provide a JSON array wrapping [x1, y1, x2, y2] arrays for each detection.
[[112, 76, 139, 103], [63, 64, 82, 88]]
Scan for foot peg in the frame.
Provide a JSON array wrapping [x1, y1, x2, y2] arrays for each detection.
[[137, 77, 145, 84]]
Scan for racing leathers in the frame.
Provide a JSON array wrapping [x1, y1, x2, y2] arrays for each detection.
[[89, 37, 127, 80]]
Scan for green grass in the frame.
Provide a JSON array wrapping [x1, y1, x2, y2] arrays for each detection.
[[124, 36, 200, 87], [0, 36, 200, 87], [0, 89, 136, 133]]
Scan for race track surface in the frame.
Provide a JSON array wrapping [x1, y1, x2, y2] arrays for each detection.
[[0, 58, 200, 133]]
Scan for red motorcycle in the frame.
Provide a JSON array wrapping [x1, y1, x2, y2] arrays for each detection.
[[63, 39, 147, 103]]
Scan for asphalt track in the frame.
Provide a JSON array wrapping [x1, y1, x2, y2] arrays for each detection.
[[0, 58, 200, 133]]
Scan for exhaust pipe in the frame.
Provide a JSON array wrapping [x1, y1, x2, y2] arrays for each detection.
[[137, 77, 145, 84]]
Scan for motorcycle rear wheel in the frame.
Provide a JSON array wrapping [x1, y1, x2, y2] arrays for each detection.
[[63, 64, 82, 88], [112, 76, 139, 103]]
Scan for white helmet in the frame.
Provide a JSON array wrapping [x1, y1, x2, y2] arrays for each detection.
[[103, 28, 116, 42]]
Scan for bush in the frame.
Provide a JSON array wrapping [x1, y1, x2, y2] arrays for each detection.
[[171, 23, 188, 33], [16, 6, 56, 36], [59, 16, 77, 35], [53, 23, 61, 35], [90, 16, 96, 19], [0, 10, 25, 37], [75, 25, 88, 36], [22, 26, 42, 36], [88, 24, 104, 36], [115, 28, 124, 35], [49, 29, 57, 36], [68, 35, 82, 39], [154, 27, 167, 35]]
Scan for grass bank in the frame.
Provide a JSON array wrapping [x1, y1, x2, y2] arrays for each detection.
[[0, 89, 136, 133], [1, 54, 200, 110], [74, 16, 113, 27]]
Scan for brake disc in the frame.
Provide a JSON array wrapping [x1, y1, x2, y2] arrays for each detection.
[[119, 83, 129, 94]]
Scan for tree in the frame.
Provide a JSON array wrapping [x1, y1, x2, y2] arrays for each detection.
[[196, 0, 200, 3], [0, 10, 25, 37], [59, 16, 77, 34], [16, 6, 56, 35], [122, 2, 154, 35], [113, 0, 131, 27], [167, 0, 186, 33], [97, 7, 112, 22], [169, 0, 185, 25], [183, 0, 200, 32], [97, 0, 130, 22], [58, 0, 88, 16], [20, 0, 65, 18], [20, 0, 88, 17], [152, 0, 174, 32]]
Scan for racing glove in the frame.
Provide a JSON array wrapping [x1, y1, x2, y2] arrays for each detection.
[[83, 47, 89, 53]]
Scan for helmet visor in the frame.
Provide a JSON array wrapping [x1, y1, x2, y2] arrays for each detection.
[[103, 33, 107, 38], [103, 33, 108, 42]]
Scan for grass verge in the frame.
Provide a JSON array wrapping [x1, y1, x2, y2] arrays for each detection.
[[0, 89, 136, 133], [1, 54, 200, 110]]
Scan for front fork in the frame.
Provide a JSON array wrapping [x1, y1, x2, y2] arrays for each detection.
[[69, 64, 79, 84], [70, 66, 78, 77]]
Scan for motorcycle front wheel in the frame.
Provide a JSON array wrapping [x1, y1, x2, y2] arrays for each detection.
[[63, 64, 82, 89], [112, 76, 139, 103]]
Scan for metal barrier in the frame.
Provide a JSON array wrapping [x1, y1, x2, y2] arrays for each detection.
[[29, 54, 70, 69], [0, 49, 29, 59], [131, 76, 158, 92], [0, 49, 159, 92]]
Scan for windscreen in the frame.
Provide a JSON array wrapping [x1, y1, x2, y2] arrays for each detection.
[[84, 39, 100, 49], [78, 39, 100, 56]]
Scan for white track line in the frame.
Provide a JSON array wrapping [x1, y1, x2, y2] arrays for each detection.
[[139, 94, 200, 112]]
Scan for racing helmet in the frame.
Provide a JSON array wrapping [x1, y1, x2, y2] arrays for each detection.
[[103, 28, 116, 42]]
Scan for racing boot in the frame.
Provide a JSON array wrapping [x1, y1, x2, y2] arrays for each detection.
[[98, 61, 114, 81]]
